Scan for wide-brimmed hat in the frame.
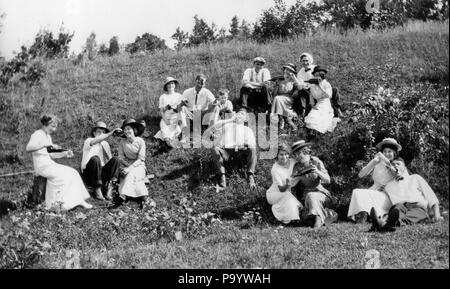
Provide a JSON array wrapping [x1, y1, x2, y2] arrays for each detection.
[[163, 77, 179, 92], [300, 52, 314, 64], [312, 66, 328, 75], [376, 138, 402, 152], [91, 121, 110, 137], [282, 63, 297, 74], [291, 140, 312, 153], [253, 57, 266, 65], [121, 118, 145, 137]]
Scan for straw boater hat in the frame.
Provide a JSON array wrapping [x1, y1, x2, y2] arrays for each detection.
[[121, 118, 145, 137], [376, 138, 402, 152], [253, 56, 266, 65], [291, 140, 312, 153], [91, 121, 110, 137], [163, 77, 179, 92], [282, 63, 297, 74], [312, 66, 328, 75]]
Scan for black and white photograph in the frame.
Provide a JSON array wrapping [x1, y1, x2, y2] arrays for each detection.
[[0, 0, 448, 275]]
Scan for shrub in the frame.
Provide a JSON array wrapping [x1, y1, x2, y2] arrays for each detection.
[[108, 36, 120, 56], [126, 33, 167, 54], [28, 28, 74, 59]]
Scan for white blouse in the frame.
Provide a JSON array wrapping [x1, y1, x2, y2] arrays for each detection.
[[26, 129, 55, 171]]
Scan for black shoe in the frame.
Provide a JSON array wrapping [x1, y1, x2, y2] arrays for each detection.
[[370, 207, 385, 231]]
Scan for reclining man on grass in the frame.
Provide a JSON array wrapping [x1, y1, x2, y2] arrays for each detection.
[[370, 157, 444, 232]]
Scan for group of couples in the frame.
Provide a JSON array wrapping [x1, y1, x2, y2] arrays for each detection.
[[26, 115, 149, 211], [267, 137, 443, 231], [154, 52, 342, 150]]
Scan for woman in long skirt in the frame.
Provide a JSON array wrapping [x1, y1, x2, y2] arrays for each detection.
[[266, 143, 303, 224], [154, 77, 189, 147], [117, 118, 149, 208], [347, 138, 402, 223], [26, 114, 92, 211]]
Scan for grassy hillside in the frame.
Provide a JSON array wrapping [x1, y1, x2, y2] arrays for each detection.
[[0, 21, 448, 268]]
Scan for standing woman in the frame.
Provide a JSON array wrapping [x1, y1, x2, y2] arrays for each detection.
[[154, 77, 188, 147], [347, 138, 402, 223], [270, 63, 299, 131], [291, 140, 337, 228], [266, 143, 303, 225], [26, 114, 92, 211], [117, 118, 148, 207], [303, 66, 337, 135]]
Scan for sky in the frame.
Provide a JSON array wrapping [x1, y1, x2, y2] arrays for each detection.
[[0, 0, 299, 59]]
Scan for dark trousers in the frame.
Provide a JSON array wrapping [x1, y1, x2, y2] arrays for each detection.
[[239, 86, 272, 112], [82, 156, 120, 189], [385, 202, 429, 228], [212, 147, 257, 176], [292, 89, 313, 118]]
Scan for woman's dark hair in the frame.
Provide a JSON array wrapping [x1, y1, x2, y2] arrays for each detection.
[[393, 156, 405, 164], [380, 143, 399, 153], [40, 114, 58, 126]]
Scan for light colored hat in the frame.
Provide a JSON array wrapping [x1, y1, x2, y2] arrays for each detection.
[[91, 121, 110, 137], [376, 138, 402, 152], [291, 140, 312, 153], [300, 52, 314, 64], [253, 56, 266, 64], [282, 63, 297, 74], [163, 77, 179, 91]]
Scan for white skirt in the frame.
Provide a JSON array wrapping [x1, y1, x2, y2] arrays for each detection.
[[119, 164, 148, 198], [38, 163, 90, 211], [305, 100, 337, 133], [266, 186, 302, 224], [154, 111, 184, 141], [347, 188, 392, 220]]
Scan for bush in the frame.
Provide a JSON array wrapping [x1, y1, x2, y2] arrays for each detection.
[[28, 28, 74, 59], [108, 36, 120, 56], [126, 33, 167, 54]]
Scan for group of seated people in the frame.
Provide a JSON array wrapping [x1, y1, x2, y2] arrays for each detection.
[[26, 115, 149, 210], [24, 51, 443, 232], [154, 52, 342, 150], [266, 137, 443, 230]]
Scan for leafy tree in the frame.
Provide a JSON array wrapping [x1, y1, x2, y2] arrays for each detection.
[[126, 33, 168, 54], [239, 20, 252, 40], [229, 16, 240, 39], [171, 27, 189, 51], [188, 15, 216, 46], [28, 27, 74, 59], [252, 0, 291, 41], [108, 36, 119, 56]]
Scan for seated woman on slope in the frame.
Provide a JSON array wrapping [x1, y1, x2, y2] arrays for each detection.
[[347, 138, 403, 223], [154, 77, 190, 148], [266, 143, 303, 225], [26, 114, 92, 211]]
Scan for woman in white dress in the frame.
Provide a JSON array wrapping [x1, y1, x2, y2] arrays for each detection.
[[347, 138, 402, 223], [270, 63, 299, 131], [303, 66, 337, 134], [117, 118, 149, 208], [266, 143, 303, 224], [154, 77, 189, 147], [25, 114, 92, 211]]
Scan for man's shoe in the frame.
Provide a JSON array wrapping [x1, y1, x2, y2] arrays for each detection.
[[370, 207, 385, 231], [94, 188, 105, 200], [104, 182, 114, 200]]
